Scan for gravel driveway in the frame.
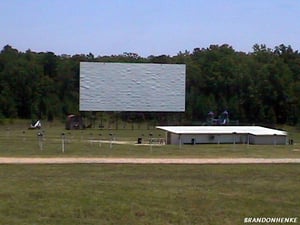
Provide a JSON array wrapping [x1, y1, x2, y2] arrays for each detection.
[[0, 157, 300, 164]]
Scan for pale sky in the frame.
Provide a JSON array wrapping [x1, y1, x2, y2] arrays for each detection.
[[1, 0, 299, 57]]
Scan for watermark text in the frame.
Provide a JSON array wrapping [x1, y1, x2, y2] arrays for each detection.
[[244, 217, 298, 223]]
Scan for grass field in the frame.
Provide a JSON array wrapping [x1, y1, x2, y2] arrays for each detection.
[[0, 164, 299, 225], [0, 121, 299, 225], [0, 120, 299, 158]]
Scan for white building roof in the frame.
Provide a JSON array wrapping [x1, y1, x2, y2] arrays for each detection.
[[156, 126, 287, 136]]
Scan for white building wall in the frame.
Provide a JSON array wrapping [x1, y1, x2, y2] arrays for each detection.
[[251, 135, 287, 145], [168, 133, 287, 145], [170, 133, 246, 145]]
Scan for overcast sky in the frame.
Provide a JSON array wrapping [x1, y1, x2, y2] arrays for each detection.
[[1, 0, 299, 57]]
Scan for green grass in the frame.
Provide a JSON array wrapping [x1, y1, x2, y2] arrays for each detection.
[[0, 121, 300, 158], [0, 164, 299, 225], [0, 121, 299, 224]]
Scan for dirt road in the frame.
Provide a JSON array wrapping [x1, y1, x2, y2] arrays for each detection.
[[0, 157, 300, 164]]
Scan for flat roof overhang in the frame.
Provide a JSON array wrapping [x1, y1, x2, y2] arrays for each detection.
[[156, 126, 287, 136]]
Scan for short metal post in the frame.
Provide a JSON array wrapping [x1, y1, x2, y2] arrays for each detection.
[[22, 130, 26, 142], [89, 133, 93, 145], [61, 133, 65, 153], [109, 133, 113, 149], [149, 133, 153, 151], [37, 132, 43, 151], [99, 134, 102, 148]]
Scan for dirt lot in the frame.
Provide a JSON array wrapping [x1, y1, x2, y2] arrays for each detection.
[[0, 157, 300, 164]]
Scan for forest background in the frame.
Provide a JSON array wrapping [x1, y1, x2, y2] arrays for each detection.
[[0, 43, 299, 127]]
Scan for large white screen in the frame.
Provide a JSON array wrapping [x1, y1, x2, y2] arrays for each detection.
[[80, 62, 186, 111]]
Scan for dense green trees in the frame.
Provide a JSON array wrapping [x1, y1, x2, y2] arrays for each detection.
[[0, 44, 299, 125]]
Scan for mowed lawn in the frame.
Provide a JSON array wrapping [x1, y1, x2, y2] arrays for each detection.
[[0, 123, 299, 158], [0, 164, 299, 225]]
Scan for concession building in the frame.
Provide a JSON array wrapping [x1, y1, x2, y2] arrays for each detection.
[[156, 126, 288, 145]]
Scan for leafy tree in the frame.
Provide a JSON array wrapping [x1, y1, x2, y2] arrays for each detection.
[[0, 43, 299, 125]]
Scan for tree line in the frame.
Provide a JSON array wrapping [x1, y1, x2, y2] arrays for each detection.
[[0, 44, 299, 126]]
